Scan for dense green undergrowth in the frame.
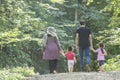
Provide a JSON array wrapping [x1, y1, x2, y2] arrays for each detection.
[[104, 55, 120, 71], [0, 67, 38, 80]]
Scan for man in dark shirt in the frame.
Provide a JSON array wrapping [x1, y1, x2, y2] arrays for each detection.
[[76, 20, 93, 71]]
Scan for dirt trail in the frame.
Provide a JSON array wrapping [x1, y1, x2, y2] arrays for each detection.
[[25, 71, 120, 80]]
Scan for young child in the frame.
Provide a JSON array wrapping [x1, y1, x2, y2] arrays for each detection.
[[92, 42, 107, 72], [64, 46, 76, 73]]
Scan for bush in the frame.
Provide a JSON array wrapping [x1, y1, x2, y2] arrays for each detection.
[[0, 67, 38, 80], [104, 55, 120, 71]]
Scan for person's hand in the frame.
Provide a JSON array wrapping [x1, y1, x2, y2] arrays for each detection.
[[59, 50, 63, 53], [90, 46, 93, 51], [74, 59, 77, 63], [104, 53, 107, 56], [76, 45, 79, 51], [60, 50, 65, 57], [43, 47, 46, 52], [90, 47, 93, 50]]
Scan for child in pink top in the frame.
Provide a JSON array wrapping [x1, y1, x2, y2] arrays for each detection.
[[65, 46, 76, 73], [92, 42, 107, 72]]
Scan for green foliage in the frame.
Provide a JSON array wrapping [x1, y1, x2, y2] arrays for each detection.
[[0, 0, 120, 74], [0, 67, 37, 80], [95, 28, 120, 45], [51, 0, 65, 4], [104, 0, 120, 28], [10, 67, 36, 77], [104, 55, 120, 71]]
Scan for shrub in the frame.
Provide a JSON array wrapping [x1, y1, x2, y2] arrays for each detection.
[[104, 55, 120, 71], [0, 67, 38, 80]]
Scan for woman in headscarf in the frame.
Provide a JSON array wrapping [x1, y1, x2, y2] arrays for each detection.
[[43, 27, 63, 74]]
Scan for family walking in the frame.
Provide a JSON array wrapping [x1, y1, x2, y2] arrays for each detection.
[[42, 20, 107, 73]]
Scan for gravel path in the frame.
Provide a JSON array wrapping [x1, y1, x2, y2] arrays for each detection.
[[25, 71, 120, 80]]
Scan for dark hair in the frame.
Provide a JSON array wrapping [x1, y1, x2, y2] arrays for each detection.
[[99, 43, 104, 54], [68, 46, 73, 51], [47, 34, 52, 37], [80, 20, 85, 25]]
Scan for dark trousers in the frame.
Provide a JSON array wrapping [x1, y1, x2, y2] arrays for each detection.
[[49, 59, 58, 73]]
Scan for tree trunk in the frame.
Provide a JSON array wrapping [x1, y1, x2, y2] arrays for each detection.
[[75, 0, 78, 25], [75, 9, 78, 24]]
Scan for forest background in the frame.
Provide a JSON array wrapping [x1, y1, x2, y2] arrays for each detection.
[[0, 0, 120, 77]]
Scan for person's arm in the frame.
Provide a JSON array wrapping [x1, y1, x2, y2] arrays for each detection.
[[55, 36, 62, 50], [76, 33, 79, 50], [74, 57, 77, 63], [104, 50, 107, 56], [104, 53, 107, 56], [89, 34, 93, 50], [91, 48, 97, 53], [43, 34, 47, 52], [60, 50, 65, 57]]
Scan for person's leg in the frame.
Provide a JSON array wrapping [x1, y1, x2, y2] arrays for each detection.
[[70, 60, 74, 72], [99, 66, 102, 72], [49, 60, 54, 73], [70, 66, 73, 72], [85, 47, 91, 72], [68, 60, 71, 72], [79, 47, 84, 71], [68, 60, 74, 73], [53, 59, 58, 73], [98, 61, 102, 72], [68, 67, 70, 73], [101, 60, 104, 72]]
